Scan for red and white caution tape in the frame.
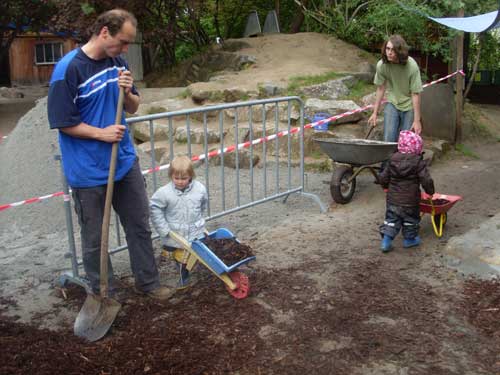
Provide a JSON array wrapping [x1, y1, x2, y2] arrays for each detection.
[[0, 70, 465, 212], [0, 191, 65, 212]]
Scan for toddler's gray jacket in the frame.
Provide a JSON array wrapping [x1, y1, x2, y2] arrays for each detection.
[[150, 180, 208, 248]]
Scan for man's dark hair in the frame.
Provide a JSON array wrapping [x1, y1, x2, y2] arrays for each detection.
[[381, 34, 409, 64], [90, 9, 137, 37]]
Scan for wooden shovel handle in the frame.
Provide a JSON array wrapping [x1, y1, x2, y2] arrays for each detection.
[[100, 87, 125, 298]]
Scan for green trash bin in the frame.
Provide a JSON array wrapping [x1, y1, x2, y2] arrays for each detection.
[[474, 70, 493, 85]]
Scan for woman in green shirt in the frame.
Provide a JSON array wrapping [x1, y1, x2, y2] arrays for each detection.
[[368, 35, 423, 142]]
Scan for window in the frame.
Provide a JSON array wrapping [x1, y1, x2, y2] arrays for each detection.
[[35, 42, 63, 65]]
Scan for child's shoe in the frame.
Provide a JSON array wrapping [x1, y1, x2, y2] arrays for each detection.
[[160, 247, 170, 262], [176, 264, 191, 290], [403, 236, 421, 248], [380, 235, 393, 253]]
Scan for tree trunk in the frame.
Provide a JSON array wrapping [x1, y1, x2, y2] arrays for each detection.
[[214, 0, 221, 39], [290, 0, 309, 33], [464, 33, 483, 100]]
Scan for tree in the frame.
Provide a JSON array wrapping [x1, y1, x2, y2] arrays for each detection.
[[0, 0, 57, 64]]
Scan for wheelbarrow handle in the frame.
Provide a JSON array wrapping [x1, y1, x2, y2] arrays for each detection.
[[364, 124, 376, 140]]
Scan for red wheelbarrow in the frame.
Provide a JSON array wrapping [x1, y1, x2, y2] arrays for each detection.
[[420, 192, 462, 238]]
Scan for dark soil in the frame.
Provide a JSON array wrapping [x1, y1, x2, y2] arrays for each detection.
[[420, 198, 451, 207], [202, 238, 255, 266]]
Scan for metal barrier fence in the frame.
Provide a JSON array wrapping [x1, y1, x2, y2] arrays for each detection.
[[57, 96, 326, 289]]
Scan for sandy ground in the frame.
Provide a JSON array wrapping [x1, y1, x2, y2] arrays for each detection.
[[188, 32, 376, 93]]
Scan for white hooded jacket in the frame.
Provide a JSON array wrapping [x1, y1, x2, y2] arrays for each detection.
[[150, 180, 208, 248]]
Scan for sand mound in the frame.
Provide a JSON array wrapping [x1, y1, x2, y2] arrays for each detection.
[[0, 97, 65, 236]]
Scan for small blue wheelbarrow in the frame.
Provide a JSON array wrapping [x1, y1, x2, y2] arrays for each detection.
[[169, 228, 256, 299]]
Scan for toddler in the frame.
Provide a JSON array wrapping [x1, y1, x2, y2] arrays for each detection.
[[378, 130, 435, 252], [150, 155, 208, 287]]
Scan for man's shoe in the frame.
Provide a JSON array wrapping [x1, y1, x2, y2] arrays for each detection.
[[140, 286, 175, 301], [403, 236, 421, 248], [380, 235, 393, 253]]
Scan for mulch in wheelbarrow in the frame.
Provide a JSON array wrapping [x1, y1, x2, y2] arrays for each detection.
[[201, 237, 255, 266], [420, 198, 449, 206]]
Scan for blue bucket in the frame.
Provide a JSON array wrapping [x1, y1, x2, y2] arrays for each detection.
[[312, 112, 331, 132]]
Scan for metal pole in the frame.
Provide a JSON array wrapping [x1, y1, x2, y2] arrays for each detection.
[[55, 155, 79, 278], [455, 8, 464, 144], [149, 119, 158, 191]]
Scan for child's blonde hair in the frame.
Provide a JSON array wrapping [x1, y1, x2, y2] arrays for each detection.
[[169, 155, 195, 179]]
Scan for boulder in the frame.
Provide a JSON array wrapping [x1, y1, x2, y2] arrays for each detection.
[[131, 122, 174, 143], [223, 88, 248, 102], [0, 87, 24, 99], [305, 98, 363, 125], [174, 127, 226, 144], [136, 140, 170, 163], [224, 102, 299, 123], [301, 76, 358, 100]]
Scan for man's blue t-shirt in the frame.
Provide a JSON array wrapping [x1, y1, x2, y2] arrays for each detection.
[[48, 48, 137, 188]]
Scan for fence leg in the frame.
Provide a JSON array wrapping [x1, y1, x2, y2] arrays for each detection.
[[53, 155, 90, 292]]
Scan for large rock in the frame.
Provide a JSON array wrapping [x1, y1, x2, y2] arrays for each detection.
[[250, 125, 322, 158], [136, 140, 170, 163], [301, 76, 357, 100], [132, 122, 174, 143], [305, 98, 363, 125], [136, 98, 186, 116], [174, 127, 226, 144], [0, 87, 24, 99], [224, 102, 300, 123]]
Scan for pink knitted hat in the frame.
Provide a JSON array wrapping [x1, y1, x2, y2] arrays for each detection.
[[398, 130, 423, 155]]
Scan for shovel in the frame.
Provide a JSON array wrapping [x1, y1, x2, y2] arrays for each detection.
[[74, 87, 125, 342]]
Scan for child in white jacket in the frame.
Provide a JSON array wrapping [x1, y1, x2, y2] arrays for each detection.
[[150, 155, 208, 288]]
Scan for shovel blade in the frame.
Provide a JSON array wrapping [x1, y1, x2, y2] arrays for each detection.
[[74, 293, 121, 342]]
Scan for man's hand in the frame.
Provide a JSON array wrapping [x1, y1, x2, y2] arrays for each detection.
[[98, 124, 126, 143], [411, 119, 422, 135], [118, 70, 134, 95], [118, 69, 140, 114], [368, 112, 378, 127]]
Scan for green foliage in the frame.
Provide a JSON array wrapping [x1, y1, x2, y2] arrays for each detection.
[[339, 80, 375, 103], [463, 103, 494, 139], [469, 32, 500, 71], [80, 3, 95, 16], [300, 0, 498, 69], [175, 42, 199, 62], [304, 159, 332, 172], [146, 106, 168, 115], [455, 144, 479, 159], [177, 89, 191, 99], [0, 0, 58, 60]]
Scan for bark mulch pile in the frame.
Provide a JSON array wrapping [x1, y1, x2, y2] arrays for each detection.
[[462, 277, 500, 337], [1, 248, 500, 374], [201, 237, 254, 266]]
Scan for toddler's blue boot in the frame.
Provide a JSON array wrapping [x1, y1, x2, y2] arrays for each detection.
[[380, 235, 393, 253], [403, 236, 421, 248]]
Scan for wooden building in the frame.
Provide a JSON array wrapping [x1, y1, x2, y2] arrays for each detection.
[[5, 30, 143, 86], [8, 31, 77, 86]]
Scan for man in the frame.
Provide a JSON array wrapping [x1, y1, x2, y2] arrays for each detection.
[[368, 34, 423, 141], [48, 9, 172, 300]]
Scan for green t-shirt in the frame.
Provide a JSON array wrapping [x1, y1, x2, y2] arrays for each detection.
[[373, 56, 423, 112]]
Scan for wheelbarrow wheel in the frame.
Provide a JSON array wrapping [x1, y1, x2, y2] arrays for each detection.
[[330, 166, 356, 204], [225, 271, 250, 299]]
